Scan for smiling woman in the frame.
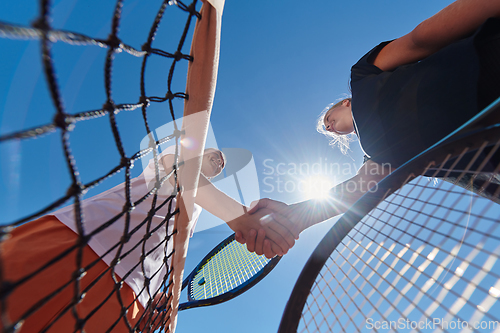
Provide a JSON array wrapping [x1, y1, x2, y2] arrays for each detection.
[[201, 148, 226, 179]]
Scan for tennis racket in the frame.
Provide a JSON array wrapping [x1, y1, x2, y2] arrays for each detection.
[[178, 233, 281, 311], [279, 100, 500, 332]]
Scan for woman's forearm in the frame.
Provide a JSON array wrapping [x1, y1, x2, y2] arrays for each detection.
[[160, 153, 247, 222], [374, 0, 500, 71], [284, 159, 392, 234], [285, 181, 360, 233], [195, 176, 248, 222]]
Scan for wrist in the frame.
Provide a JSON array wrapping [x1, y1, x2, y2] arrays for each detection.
[[287, 194, 344, 234], [285, 203, 310, 236]]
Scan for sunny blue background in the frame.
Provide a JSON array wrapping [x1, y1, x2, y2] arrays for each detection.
[[0, 0, 456, 332]]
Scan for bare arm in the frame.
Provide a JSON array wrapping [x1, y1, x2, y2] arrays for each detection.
[[283, 160, 393, 236], [159, 153, 251, 221], [159, 154, 295, 256], [373, 0, 500, 71], [248, 159, 393, 244]]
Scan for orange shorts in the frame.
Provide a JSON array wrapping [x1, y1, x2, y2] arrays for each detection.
[[0, 215, 146, 332]]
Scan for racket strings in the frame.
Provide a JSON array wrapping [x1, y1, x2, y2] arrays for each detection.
[[300, 206, 496, 329], [377, 184, 499, 232], [189, 241, 270, 301], [370, 192, 500, 277], [298, 134, 500, 332], [301, 192, 500, 331], [302, 261, 378, 333]]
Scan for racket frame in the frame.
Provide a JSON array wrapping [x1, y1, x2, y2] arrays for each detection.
[[179, 233, 281, 311]]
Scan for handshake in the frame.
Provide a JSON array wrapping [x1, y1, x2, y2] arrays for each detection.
[[227, 198, 311, 259], [226, 171, 368, 258]]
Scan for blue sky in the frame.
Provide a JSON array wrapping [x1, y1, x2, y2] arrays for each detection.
[[0, 0, 461, 331]]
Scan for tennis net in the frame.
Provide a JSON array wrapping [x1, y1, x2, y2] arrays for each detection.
[[0, 0, 223, 332]]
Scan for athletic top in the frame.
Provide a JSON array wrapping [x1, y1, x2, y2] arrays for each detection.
[[53, 145, 202, 308], [351, 18, 500, 168]]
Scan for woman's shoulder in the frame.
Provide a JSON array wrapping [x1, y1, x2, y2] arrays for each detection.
[[350, 40, 393, 82], [474, 17, 500, 43], [350, 16, 499, 83]]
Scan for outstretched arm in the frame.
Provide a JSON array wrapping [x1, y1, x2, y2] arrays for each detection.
[[160, 153, 295, 256], [195, 175, 295, 255], [373, 0, 500, 71], [246, 160, 393, 254]]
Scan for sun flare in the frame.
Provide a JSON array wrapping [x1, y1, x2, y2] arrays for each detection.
[[302, 175, 333, 200]]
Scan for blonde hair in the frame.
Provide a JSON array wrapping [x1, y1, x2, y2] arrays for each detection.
[[316, 97, 354, 154]]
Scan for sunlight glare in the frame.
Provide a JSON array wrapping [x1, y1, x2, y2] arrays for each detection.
[[302, 175, 333, 200]]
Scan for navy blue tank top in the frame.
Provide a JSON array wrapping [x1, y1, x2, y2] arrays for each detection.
[[350, 18, 500, 168]]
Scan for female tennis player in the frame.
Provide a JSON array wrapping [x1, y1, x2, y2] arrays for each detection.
[[240, 0, 500, 257], [1, 147, 293, 332]]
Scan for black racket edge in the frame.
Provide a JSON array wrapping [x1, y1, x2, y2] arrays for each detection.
[[176, 233, 281, 311], [278, 101, 500, 332]]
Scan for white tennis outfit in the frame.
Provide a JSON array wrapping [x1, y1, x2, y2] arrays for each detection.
[[53, 146, 201, 308]]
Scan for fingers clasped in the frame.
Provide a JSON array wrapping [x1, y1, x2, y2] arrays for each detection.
[[238, 198, 299, 259]]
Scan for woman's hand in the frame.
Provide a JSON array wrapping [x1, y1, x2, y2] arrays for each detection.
[[249, 198, 304, 239], [237, 199, 303, 257], [227, 208, 295, 259]]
